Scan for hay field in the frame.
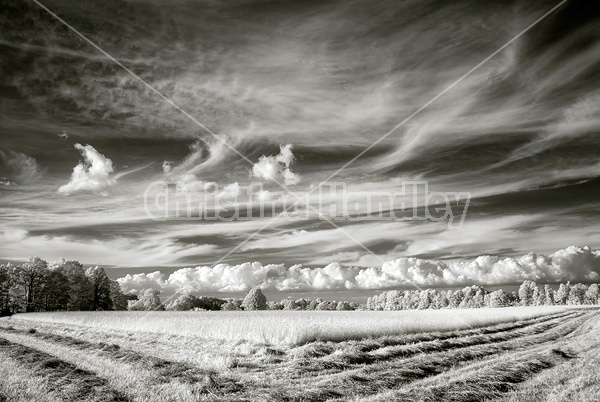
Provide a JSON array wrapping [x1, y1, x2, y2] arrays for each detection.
[[1, 307, 599, 401], [9, 307, 572, 345]]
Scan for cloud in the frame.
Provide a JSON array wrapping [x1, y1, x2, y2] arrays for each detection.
[[59, 144, 116, 196], [118, 271, 169, 294], [252, 144, 301, 186], [0, 150, 43, 183], [177, 173, 217, 193], [218, 182, 240, 200], [115, 246, 600, 293], [255, 190, 280, 202], [162, 161, 173, 174]]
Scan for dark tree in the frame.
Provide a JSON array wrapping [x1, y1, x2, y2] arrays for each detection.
[[86, 266, 113, 310]]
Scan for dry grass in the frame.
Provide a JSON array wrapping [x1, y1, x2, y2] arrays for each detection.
[[9, 307, 570, 345], [0, 337, 128, 401], [0, 351, 61, 402], [1, 307, 598, 402]]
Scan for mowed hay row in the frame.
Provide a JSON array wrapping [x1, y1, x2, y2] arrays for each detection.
[[0, 331, 235, 402], [0, 338, 128, 402], [1, 309, 594, 402], [281, 311, 583, 377], [363, 348, 577, 402], [0, 325, 244, 396], [8, 306, 572, 345], [0, 309, 576, 376], [221, 312, 592, 401], [366, 314, 600, 402], [0, 350, 62, 402]]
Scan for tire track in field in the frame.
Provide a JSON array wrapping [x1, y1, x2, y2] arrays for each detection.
[[0, 337, 129, 402]]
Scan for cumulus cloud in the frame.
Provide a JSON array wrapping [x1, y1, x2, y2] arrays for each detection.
[[116, 246, 600, 293], [118, 271, 169, 294], [252, 144, 301, 186], [59, 144, 116, 196]]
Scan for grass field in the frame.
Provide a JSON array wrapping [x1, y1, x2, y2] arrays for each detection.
[[1, 307, 599, 401]]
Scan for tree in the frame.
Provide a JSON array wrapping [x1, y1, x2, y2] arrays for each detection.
[[42, 270, 70, 311], [50, 259, 94, 311], [307, 299, 319, 310], [543, 284, 555, 305], [458, 286, 486, 308], [109, 280, 128, 310], [0, 264, 15, 316], [85, 266, 113, 310], [555, 282, 571, 305], [567, 283, 587, 305], [518, 281, 539, 306], [166, 293, 198, 311], [282, 298, 296, 310], [418, 289, 435, 310], [241, 287, 267, 310], [449, 289, 464, 308], [385, 291, 403, 310], [486, 289, 511, 308], [336, 301, 354, 311], [316, 300, 334, 310], [222, 301, 241, 311], [196, 296, 227, 311], [584, 284, 599, 305], [267, 301, 283, 310], [128, 289, 163, 311], [21, 257, 48, 312]]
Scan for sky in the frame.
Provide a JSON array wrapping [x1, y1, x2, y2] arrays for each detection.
[[1, 0, 599, 295]]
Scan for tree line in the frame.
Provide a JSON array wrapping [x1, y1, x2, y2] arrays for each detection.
[[3, 257, 600, 315], [0, 257, 131, 316], [138, 288, 361, 311], [366, 281, 600, 310]]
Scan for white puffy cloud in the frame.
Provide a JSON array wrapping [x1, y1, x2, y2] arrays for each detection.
[[162, 160, 173, 174], [59, 144, 116, 196], [252, 144, 301, 186], [118, 271, 169, 294], [116, 246, 600, 293]]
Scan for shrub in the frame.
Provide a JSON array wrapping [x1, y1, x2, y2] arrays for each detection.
[[241, 288, 267, 310], [221, 302, 241, 311]]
